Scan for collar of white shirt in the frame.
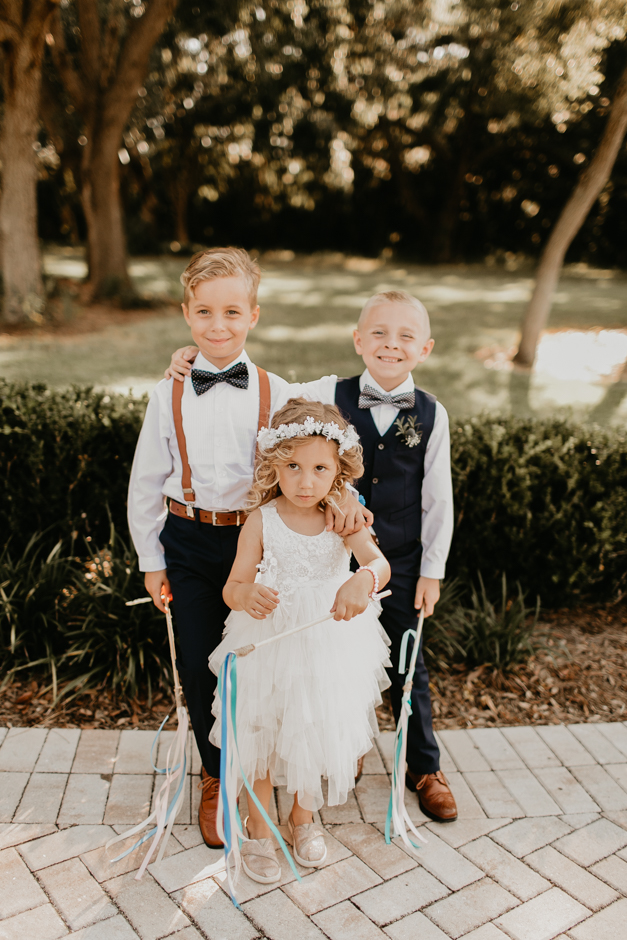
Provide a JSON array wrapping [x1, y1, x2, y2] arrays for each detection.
[[192, 348, 251, 375], [359, 368, 414, 397]]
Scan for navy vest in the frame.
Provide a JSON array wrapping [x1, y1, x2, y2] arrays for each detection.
[[335, 376, 437, 552]]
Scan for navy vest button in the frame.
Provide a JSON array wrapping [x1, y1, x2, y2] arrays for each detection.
[[372, 477, 379, 484], [378, 443, 385, 450]]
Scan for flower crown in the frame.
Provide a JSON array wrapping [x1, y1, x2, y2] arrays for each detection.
[[257, 415, 360, 455]]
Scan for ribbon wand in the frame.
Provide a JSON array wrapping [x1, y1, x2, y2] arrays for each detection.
[[107, 595, 189, 879], [233, 589, 391, 657], [385, 607, 428, 857]]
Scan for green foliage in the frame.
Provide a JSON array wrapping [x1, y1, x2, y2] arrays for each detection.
[[449, 415, 627, 605], [0, 536, 75, 699], [0, 526, 170, 703], [427, 574, 541, 671], [1, 383, 626, 608], [60, 527, 171, 702], [0, 380, 146, 554]]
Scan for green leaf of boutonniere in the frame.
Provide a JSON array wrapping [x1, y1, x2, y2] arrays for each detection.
[[394, 415, 423, 448]]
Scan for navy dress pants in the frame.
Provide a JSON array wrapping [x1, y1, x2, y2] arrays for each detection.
[[379, 541, 441, 776], [159, 512, 241, 778]]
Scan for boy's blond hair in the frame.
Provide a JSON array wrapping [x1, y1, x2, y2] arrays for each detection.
[[180, 247, 261, 306], [358, 289, 430, 337]]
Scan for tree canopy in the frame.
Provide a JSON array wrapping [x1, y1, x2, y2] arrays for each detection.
[[17, 0, 627, 273]]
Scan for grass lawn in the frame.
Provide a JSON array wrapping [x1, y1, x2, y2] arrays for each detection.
[[1, 248, 626, 423]]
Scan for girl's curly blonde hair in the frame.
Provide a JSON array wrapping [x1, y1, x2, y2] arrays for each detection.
[[248, 398, 363, 512]]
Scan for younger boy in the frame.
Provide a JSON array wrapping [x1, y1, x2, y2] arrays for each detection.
[[168, 288, 457, 821], [128, 248, 369, 848]]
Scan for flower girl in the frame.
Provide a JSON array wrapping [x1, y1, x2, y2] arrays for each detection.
[[209, 398, 391, 884]]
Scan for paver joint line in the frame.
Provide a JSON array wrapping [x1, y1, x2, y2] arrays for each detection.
[[4, 720, 627, 940]]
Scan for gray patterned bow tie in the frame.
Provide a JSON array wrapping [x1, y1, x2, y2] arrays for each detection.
[[358, 384, 415, 410]]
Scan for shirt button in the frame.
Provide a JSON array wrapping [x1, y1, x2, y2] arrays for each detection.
[[372, 478, 379, 484], [378, 443, 385, 450]]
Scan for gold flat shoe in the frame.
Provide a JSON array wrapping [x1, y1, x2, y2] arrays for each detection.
[[288, 814, 327, 867], [241, 819, 281, 884]]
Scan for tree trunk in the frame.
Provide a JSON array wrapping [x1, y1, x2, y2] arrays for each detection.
[[81, 116, 131, 298], [0, 5, 56, 324], [514, 63, 627, 367], [50, 0, 178, 301]]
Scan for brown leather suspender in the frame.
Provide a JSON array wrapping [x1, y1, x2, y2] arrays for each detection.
[[172, 378, 196, 509], [171, 366, 271, 516], [257, 366, 271, 438]]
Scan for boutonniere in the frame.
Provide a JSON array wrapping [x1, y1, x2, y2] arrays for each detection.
[[394, 415, 422, 448]]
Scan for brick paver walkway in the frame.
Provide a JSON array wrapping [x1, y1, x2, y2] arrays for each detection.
[[1, 723, 627, 939]]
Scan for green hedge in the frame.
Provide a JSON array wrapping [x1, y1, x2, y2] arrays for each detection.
[[0, 382, 145, 551], [449, 418, 627, 604], [1, 381, 626, 606]]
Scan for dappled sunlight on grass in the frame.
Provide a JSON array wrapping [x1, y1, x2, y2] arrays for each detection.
[[535, 329, 627, 384], [0, 252, 624, 423]]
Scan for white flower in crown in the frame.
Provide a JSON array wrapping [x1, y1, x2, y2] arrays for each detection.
[[257, 417, 360, 455]]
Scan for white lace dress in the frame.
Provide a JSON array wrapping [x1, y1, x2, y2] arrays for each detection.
[[209, 500, 391, 811]]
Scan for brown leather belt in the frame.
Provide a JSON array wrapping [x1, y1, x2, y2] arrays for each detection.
[[168, 499, 247, 526]]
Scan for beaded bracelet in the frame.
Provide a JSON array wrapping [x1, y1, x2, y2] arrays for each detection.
[[356, 565, 379, 598]]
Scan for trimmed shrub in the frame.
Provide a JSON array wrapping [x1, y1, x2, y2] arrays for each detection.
[[449, 416, 627, 604], [1, 381, 626, 606], [0, 381, 145, 552]]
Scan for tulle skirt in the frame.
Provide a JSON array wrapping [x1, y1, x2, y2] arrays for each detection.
[[209, 577, 391, 812]]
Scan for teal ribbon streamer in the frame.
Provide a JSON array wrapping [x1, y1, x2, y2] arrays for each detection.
[[385, 627, 423, 852], [219, 653, 301, 907], [398, 628, 416, 674]]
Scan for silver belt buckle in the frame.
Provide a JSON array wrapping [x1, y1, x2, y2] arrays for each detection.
[[212, 511, 222, 526], [185, 503, 195, 519]]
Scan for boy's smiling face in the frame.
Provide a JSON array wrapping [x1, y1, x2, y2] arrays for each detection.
[[182, 275, 259, 369], [353, 302, 434, 391]]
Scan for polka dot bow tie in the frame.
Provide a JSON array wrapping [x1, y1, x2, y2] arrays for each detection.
[[190, 361, 249, 396], [358, 384, 415, 410]]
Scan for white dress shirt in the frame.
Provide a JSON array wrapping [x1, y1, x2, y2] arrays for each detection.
[[128, 350, 336, 571], [128, 352, 452, 580], [356, 370, 454, 580]]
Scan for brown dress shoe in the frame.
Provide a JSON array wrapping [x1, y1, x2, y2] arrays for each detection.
[[198, 768, 224, 848], [406, 770, 458, 822], [355, 756, 364, 783]]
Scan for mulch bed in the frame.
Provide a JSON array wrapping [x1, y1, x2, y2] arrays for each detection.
[[377, 606, 627, 731], [2, 607, 626, 733]]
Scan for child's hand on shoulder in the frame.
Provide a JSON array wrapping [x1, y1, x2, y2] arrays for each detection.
[[330, 570, 372, 621], [164, 346, 199, 381], [237, 584, 280, 620]]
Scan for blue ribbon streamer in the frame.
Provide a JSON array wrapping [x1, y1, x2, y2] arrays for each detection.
[[219, 652, 301, 907]]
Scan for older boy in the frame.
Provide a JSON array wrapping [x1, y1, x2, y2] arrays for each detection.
[[168, 288, 457, 822], [128, 248, 369, 848]]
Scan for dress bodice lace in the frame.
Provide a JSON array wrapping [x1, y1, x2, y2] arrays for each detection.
[[256, 501, 350, 596]]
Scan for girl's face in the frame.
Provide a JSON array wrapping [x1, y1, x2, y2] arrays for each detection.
[[277, 436, 339, 510]]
